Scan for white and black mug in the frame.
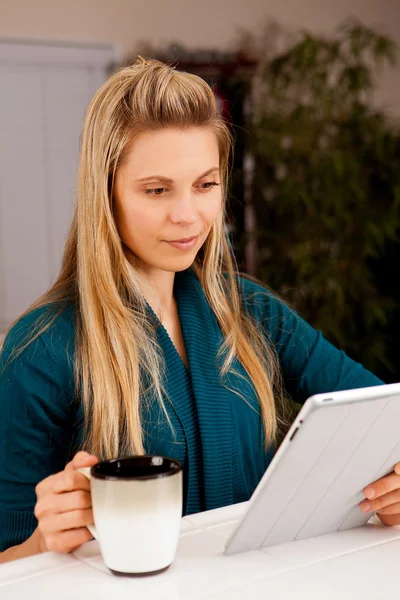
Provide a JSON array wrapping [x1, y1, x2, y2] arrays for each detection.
[[79, 455, 183, 576]]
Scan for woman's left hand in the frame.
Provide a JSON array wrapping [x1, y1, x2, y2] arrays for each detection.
[[360, 462, 400, 526]]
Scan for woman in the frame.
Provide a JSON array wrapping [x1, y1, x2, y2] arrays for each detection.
[[1, 57, 399, 564]]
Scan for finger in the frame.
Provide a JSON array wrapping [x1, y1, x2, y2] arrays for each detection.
[[52, 470, 92, 495], [35, 473, 59, 497], [45, 527, 94, 554], [376, 503, 400, 516], [394, 463, 400, 475], [55, 490, 92, 514], [39, 507, 94, 535], [360, 489, 400, 513], [364, 472, 400, 500], [37, 470, 90, 498], [35, 453, 98, 497], [65, 451, 99, 472], [377, 513, 400, 527], [35, 490, 92, 519]]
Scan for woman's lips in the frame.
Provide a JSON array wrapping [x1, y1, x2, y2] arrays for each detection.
[[165, 236, 199, 250]]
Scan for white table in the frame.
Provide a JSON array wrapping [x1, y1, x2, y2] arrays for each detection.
[[1, 502, 400, 599]]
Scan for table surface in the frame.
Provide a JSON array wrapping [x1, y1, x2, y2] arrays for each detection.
[[1, 501, 400, 600]]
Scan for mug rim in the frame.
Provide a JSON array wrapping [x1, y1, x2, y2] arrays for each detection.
[[90, 455, 182, 481]]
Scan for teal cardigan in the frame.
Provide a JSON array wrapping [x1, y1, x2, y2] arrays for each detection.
[[0, 268, 383, 551]]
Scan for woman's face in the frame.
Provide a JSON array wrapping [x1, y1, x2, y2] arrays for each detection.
[[113, 126, 222, 274]]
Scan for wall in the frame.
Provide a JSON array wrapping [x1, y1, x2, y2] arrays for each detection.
[[0, 42, 115, 331], [1, 0, 400, 113], [1, 0, 400, 114]]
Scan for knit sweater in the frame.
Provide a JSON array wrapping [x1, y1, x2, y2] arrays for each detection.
[[0, 268, 383, 551]]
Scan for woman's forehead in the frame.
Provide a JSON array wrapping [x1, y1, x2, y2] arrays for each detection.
[[120, 127, 220, 177]]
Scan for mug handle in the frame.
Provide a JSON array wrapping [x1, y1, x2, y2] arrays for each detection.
[[78, 467, 97, 539]]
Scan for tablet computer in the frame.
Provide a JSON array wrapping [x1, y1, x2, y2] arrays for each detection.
[[224, 382, 400, 555]]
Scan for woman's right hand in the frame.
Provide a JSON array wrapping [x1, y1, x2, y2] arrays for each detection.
[[34, 451, 99, 554]]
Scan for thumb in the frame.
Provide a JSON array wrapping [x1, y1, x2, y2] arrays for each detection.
[[66, 451, 99, 472]]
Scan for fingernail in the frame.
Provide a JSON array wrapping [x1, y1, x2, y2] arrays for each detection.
[[361, 501, 371, 511], [365, 487, 376, 499]]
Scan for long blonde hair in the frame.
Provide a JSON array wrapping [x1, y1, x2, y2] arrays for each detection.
[[4, 58, 288, 459]]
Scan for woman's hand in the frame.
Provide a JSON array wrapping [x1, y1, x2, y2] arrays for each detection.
[[34, 451, 99, 554], [360, 462, 400, 526]]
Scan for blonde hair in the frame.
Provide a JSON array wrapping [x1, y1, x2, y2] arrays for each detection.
[[3, 58, 288, 459]]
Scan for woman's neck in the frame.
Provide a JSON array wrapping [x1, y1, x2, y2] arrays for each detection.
[[136, 267, 176, 318]]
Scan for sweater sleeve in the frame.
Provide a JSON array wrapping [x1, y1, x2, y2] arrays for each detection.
[[239, 277, 384, 404], [0, 311, 77, 551]]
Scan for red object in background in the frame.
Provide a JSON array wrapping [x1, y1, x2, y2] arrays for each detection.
[[213, 84, 232, 123]]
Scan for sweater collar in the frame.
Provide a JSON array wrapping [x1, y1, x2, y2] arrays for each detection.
[[155, 267, 236, 510]]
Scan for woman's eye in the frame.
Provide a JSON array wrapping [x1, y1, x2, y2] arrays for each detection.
[[200, 182, 220, 190], [144, 188, 167, 196], [144, 182, 220, 196]]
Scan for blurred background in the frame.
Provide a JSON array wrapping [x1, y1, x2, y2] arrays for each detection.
[[0, 0, 399, 382]]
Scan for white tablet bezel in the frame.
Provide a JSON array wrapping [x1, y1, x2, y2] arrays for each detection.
[[224, 382, 400, 555]]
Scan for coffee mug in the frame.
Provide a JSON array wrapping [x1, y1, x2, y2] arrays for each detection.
[[78, 455, 183, 576]]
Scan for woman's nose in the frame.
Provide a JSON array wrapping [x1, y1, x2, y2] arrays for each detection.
[[169, 196, 197, 225]]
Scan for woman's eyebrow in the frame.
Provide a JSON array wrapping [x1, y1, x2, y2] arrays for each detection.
[[135, 167, 220, 184]]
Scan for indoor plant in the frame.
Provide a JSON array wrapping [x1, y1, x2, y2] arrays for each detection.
[[244, 19, 400, 380]]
